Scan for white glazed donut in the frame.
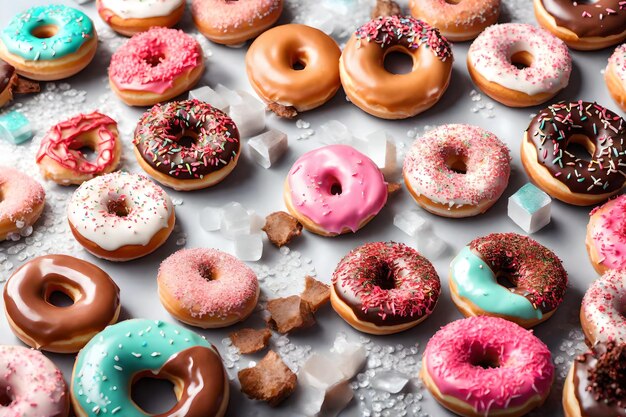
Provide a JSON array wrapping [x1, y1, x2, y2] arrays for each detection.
[[67, 171, 175, 261], [467, 23, 572, 107], [99, 0, 183, 19], [402, 124, 511, 218], [581, 269, 626, 346], [0, 345, 69, 417]]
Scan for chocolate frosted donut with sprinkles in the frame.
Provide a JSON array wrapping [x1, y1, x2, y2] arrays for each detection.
[[339, 16, 453, 119], [522, 101, 626, 206], [535, 0, 626, 50], [133, 99, 241, 191]]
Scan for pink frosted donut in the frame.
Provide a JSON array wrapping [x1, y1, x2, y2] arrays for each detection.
[[157, 248, 260, 328], [192, 0, 283, 46], [467, 23, 572, 107], [422, 316, 554, 417], [284, 144, 388, 236], [581, 269, 626, 346], [0, 167, 45, 241], [403, 124, 510, 218], [606, 44, 626, 116], [587, 195, 626, 274], [108, 27, 204, 106], [409, 0, 501, 41], [0, 345, 69, 417], [36, 112, 121, 186]]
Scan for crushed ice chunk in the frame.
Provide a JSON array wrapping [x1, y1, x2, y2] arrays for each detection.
[[234, 233, 263, 261], [229, 91, 266, 138], [363, 130, 397, 178], [508, 183, 551, 234], [220, 202, 251, 239], [214, 84, 242, 106], [319, 120, 352, 145], [247, 209, 265, 233], [300, 353, 347, 389], [393, 210, 432, 237], [248, 129, 288, 169], [370, 370, 409, 394], [199, 206, 223, 232], [415, 232, 447, 260], [331, 338, 367, 379], [188, 86, 228, 111]]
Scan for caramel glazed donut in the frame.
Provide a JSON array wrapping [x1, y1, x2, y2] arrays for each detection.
[[522, 101, 626, 206], [340, 16, 453, 119], [3, 255, 120, 353], [534, 0, 626, 51]]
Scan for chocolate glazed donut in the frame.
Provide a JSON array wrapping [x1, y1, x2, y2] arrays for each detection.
[[3, 254, 120, 353], [0, 58, 16, 107]]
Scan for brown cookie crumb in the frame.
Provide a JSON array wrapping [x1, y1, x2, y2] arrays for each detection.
[[230, 327, 272, 354], [267, 102, 298, 119], [300, 275, 330, 312], [262, 211, 303, 248], [13, 77, 40, 94], [267, 295, 315, 333], [371, 0, 403, 18], [387, 182, 401, 194], [238, 350, 297, 406]]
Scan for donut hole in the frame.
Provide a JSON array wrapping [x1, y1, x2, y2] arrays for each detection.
[[69, 140, 97, 162], [144, 52, 165, 68], [567, 134, 596, 162], [330, 182, 343, 195], [107, 198, 130, 218], [31, 24, 59, 39], [132, 376, 178, 414], [198, 264, 214, 281], [0, 384, 13, 406], [374, 262, 396, 290], [495, 273, 516, 289], [469, 347, 501, 369], [46, 291, 74, 307], [383, 51, 414, 75], [291, 58, 307, 71], [177, 130, 199, 149], [445, 153, 467, 175], [510, 51, 534, 70]]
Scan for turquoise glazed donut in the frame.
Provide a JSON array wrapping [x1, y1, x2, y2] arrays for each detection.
[[71, 319, 229, 417], [0, 5, 97, 81]]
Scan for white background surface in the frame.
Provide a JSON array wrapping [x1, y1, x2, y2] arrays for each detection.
[[0, 0, 616, 416]]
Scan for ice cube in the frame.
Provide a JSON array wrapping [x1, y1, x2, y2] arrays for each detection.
[[319, 120, 352, 145], [300, 353, 347, 389], [199, 206, 223, 232], [248, 129, 288, 169], [234, 233, 263, 261], [364, 130, 397, 178], [220, 202, 250, 239], [393, 210, 432, 237], [188, 86, 228, 111], [331, 338, 366, 379], [305, 7, 335, 35], [371, 370, 409, 394], [229, 92, 266, 138], [0, 110, 33, 144], [415, 232, 447, 260], [321, 382, 353, 417], [293, 384, 325, 416], [508, 183, 551, 234], [214, 84, 242, 106], [247, 209, 265, 233]]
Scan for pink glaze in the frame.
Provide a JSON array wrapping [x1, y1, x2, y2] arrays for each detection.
[[36, 112, 118, 174], [158, 248, 259, 320], [423, 316, 554, 414], [582, 269, 626, 344], [0, 345, 69, 417], [191, 0, 281, 32], [0, 167, 45, 223], [608, 43, 626, 82], [403, 124, 511, 208], [109, 27, 202, 94], [589, 195, 626, 270], [287, 144, 388, 235]]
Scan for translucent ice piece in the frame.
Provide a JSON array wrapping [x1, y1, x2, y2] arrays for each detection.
[[229, 92, 266, 138], [364, 130, 397, 178], [300, 353, 347, 389], [188, 86, 228, 111], [371, 370, 409, 394], [331, 338, 366, 379], [393, 210, 432, 237], [220, 202, 250, 239], [199, 206, 223, 232], [319, 120, 352, 145], [415, 232, 447, 260], [305, 7, 335, 35], [247, 209, 265, 233], [0, 110, 33, 144], [508, 183, 551, 234], [248, 129, 288, 169], [214, 84, 242, 106], [234, 233, 263, 261]]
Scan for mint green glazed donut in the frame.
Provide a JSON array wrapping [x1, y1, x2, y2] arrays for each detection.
[[71, 319, 229, 417]]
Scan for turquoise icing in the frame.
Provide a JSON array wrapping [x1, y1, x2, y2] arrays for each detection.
[[1, 5, 94, 61], [510, 183, 550, 214], [450, 246, 542, 320], [72, 319, 212, 416], [0, 110, 32, 144]]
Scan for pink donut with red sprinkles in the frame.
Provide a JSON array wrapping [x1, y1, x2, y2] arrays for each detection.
[[421, 316, 554, 417], [0, 167, 45, 241], [403, 124, 511, 218], [0, 344, 69, 417], [158, 248, 260, 328], [108, 27, 204, 106], [467, 23, 572, 107]]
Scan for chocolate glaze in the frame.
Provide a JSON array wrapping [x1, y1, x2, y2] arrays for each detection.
[[152, 346, 227, 417], [0, 58, 15, 93], [333, 242, 440, 327], [526, 101, 626, 195], [134, 100, 240, 180], [540, 0, 626, 38], [3, 254, 120, 348], [573, 343, 626, 417]]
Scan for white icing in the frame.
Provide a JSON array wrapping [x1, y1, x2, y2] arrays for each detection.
[[468, 23, 572, 96], [68, 171, 173, 251], [100, 0, 183, 19], [582, 269, 626, 344]]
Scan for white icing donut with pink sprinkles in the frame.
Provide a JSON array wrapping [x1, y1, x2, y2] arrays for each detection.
[[467, 23, 572, 107], [606, 43, 626, 112], [0, 345, 69, 417], [402, 124, 511, 218], [581, 269, 626, 346]]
